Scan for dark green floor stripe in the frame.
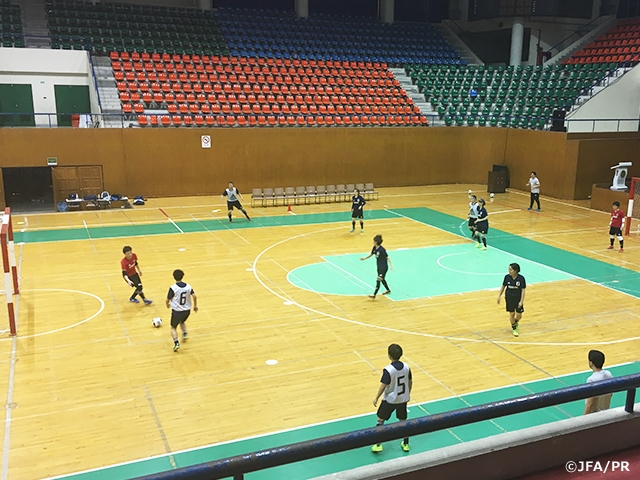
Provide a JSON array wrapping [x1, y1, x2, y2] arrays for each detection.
[[15, 210, 398, 244]]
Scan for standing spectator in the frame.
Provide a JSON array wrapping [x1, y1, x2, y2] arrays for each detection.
[[371, 344, 412, 453], [526, 172, 541, 211], [584, 350, 613, 414]]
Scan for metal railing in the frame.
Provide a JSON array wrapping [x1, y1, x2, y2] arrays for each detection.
[[547, 15, 611, 57], [88, 52, 104, 114], [136, 374, 640, 480], [1, 112, 638, 132]]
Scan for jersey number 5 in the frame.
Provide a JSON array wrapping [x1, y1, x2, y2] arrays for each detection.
[[397, 375, 406, 395], [179, 291, 188, 305]]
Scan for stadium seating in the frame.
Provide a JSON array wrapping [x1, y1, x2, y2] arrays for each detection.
[[119, 54, 429, 127], [1, 1, 23, 48], [567, 17, 640, 65], [215, 8, 462, 66], [45, 0, 227, 54], [44, 1, 461, 67], [407, 63, 615, 129]]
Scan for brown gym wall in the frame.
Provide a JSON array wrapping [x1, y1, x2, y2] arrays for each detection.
[[1, 127, 637, 200]]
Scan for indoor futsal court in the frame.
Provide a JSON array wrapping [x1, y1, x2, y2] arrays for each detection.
[[2, 184, 640, 480]]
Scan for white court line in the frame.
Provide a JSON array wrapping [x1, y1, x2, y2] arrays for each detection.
[[507, 189, 610, 214], [436, 252, 504, 276], [1, 241, 21, 480], [322, 258, 373, 291], [168, 218, 184, 234], [0, 289, 105, 341], [82, 220, 98, 255], [261, 220, 623, 345]]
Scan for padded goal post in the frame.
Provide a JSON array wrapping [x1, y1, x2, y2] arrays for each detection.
[[625, 177, 640, 236], [1, 208, 19, 336]]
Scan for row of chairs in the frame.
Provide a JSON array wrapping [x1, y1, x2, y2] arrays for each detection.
[[251, 183, 378, 207]]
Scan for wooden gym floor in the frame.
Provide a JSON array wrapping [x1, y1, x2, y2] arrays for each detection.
[[1, 184, 640, 480]]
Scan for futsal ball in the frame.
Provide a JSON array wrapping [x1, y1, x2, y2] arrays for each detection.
[[152, 317, 162, 328], [490, 193, 495, 198]]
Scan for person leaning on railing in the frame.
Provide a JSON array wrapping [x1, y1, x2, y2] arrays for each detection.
[[584, 349, 613, 414]]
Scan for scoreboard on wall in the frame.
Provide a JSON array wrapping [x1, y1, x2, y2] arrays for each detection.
[[468, 0, 593, 21]]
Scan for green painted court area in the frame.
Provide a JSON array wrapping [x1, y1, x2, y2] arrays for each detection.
[[287, 245, 573, 300], [59, 362, 640, 480], [21, 207, 640, 479]]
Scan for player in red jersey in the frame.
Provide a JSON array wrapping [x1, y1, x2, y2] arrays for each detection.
[[121, 246, 152, 304], [607, 202, 624, 253]]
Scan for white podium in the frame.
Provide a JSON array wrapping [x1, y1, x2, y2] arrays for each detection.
[[611, 162, 632, 191]]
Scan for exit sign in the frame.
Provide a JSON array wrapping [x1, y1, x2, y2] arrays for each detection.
[[47, 157, 57, 166]]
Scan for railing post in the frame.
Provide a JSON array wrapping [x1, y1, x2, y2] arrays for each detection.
[[625, 388, 636, 413]]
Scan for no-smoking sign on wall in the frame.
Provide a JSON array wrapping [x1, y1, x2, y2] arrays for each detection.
[[201, 135, 211, 149]]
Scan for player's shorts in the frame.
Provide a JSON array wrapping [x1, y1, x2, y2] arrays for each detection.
[[128, 273, 142, 288], [609, 226, 622, 236], [351, 209, 363, 219], [377, 269, 388, 280], [377, 400, 408, 421], [227, 200, 243, 210], [171, 310, 191, 328], [475, 222, 488, 234], [468, 218, 477, 229], [505, 296, 524, 314]]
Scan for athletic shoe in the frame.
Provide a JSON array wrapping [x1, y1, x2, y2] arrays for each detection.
[[350, 228, 355, 233], [247, 216, 251, 221], [512, 328, 519, 337], [361, 229, 364, 233], [400, 442, 410, 452], [368, 295, 376, 299], [229, 218, 232, 223], [382, 290, 391, 296], [143, 299, 153, 305], [607, 245, 614, 250], [474, 242, 482, 248], [536, 208, 541, 212], [371, 444, 383, 453], [619, 248, 624, 253], [527, 207, 532, 211], [173, 342, 180, 352], [481, 246, 487, 250], [129, 298, 140, 303], [182, 332, 188, 341]]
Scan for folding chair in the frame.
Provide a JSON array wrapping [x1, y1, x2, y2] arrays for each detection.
[[326, 185, 337, 203], [336, 184, 347, 202], [364, 183, 378, 201], [316, 185, 327, 203], [273, 187, 286, 206], [251, 188, 264, 207], [305, 186, 317, 204], [294, 186, 306, 205], [263, 188, 275, 207], [284, 187, 296, 206]]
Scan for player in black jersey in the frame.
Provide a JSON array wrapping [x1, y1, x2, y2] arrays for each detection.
[[351, 188, 366, 233], [360, 234, 393, 299]]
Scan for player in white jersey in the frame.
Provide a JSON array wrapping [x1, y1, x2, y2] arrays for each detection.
[[372, 344, 412, 453], [467, 194, 479, 236], [165, 269, 198, 352], [222, 181, 251, 223]]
